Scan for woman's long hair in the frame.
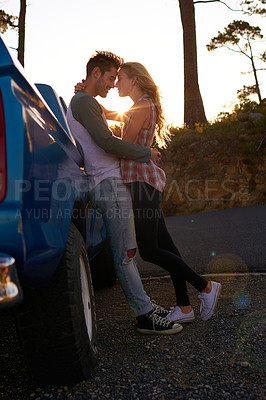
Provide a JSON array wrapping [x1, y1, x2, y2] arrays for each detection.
[[120, 62, 170, 148]]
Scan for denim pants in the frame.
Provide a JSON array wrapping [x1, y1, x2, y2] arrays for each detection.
[[89, 178, 152, 316]]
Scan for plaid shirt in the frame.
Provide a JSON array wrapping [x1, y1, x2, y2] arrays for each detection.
[[121, 95, 166, 192]]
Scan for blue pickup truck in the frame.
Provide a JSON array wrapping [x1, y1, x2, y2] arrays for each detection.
[[0, 35, 116, 384]]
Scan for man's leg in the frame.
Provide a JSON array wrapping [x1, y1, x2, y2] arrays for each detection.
[[89, 178, 152, 316]]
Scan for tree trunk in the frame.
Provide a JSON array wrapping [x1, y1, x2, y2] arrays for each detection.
[[179, 0, 207, 127], [18, 0, 26, 66], [248, 40, 262, 103]]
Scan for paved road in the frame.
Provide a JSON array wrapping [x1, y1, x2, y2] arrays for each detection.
[[137, 204, 266, 277]]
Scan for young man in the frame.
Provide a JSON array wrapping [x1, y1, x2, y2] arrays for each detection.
[[67, 51, 183, 335]]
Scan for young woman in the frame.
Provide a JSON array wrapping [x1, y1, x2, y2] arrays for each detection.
[[75, 62, 221, 323]]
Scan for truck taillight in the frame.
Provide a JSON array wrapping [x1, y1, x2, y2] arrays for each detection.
[[0, 91, 7, 202]]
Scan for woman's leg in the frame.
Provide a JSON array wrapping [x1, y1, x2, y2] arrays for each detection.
[[157, 210, 182, 257], [131, 182, 207, 306], [89, 178, 152, 316]]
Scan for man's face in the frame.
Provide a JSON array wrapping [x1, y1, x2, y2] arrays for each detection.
[[95, 66, 117, 98]]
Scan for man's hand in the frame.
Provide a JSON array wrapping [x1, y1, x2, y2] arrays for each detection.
[[150, 148, 161, 165], [74, 79, 86, 94]]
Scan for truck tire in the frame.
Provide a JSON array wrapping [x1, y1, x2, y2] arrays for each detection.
[[15, 223, 98, 384], [90, 238, 117, 289]]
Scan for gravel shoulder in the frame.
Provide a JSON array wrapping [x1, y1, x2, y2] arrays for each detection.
[[1, 274, 265, 400]]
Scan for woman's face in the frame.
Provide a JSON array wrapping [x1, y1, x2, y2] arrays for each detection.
[[115, 69, 134, 97]]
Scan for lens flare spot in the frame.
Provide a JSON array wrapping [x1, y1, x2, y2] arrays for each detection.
[[204, 254, 249, 288], [233, 290, 251, 308]]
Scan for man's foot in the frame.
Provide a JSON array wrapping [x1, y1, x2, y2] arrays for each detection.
[[166, 306, 195, 323], [151, 301, 169, 318], [198, 281, 222, 321], [137, 310, 183, 335]]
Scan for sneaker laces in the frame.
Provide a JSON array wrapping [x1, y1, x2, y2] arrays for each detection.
[[152, 302, 168, 314], [198, 293, 208, 313], [168, 306, 179, 315], [148, 311, 173, 328]]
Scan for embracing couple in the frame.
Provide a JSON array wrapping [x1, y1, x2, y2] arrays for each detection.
[[67, 51, 221, 335]]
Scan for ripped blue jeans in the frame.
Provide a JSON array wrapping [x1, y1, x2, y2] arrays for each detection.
[[89, 177, 152, 316]]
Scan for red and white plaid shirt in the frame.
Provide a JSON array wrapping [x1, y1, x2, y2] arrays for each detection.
[[120, 95, 166, 192]]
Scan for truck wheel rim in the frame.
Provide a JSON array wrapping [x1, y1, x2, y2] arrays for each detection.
[[80, 256, 93, 340]]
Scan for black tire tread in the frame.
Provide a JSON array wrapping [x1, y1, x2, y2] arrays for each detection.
[[15, 223, 98, 384]]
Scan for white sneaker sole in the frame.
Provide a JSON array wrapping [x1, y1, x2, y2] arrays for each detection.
[[201, 282, 222, 321], [137, 324, 183, 335], [167, 309, 195, 324]]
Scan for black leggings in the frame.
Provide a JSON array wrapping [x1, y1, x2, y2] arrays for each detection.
[[130, 182, 207, 306]]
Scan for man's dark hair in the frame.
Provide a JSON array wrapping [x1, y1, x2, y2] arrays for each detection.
[[86, 51, 124, 78]]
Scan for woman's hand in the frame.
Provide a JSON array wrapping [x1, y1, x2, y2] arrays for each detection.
[[150, 148, 161, 165], [74, 79, 86, 94]]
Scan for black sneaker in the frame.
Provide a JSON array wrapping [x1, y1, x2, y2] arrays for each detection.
[[137, 310, 183, 335], [152, 301, 169, 318]]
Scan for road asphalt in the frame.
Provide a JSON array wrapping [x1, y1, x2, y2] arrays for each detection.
[[1, 273, 265, 399], [136, 204, 266, 277]]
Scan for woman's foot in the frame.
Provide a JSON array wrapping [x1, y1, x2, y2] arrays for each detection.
[[201, 281, 212, 294], [198, 281, 222, 321], [166, 306, 195, 323]]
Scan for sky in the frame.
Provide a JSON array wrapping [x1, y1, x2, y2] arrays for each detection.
[[1, 0, 265, 126]]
